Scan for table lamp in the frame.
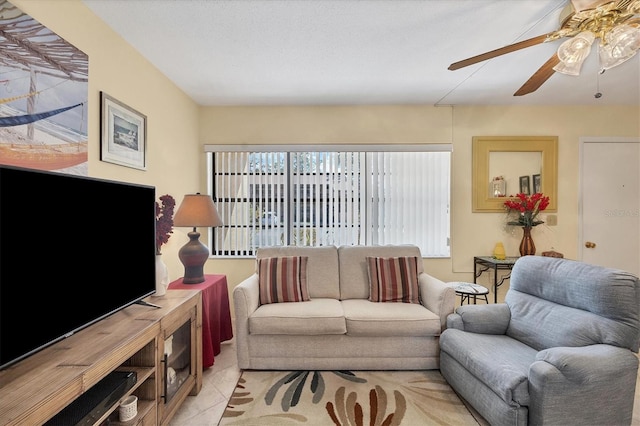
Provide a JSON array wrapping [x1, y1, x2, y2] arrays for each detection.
[[173, 193, 222, 284]]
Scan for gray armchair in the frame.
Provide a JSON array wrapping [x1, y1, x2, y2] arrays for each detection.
[[440, 256, 640, 426]]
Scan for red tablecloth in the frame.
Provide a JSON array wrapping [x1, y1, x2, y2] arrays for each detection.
[[168, 274, 233, 368]]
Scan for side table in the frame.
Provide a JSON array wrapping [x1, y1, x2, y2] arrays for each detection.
[[473, 256, 518, 303], [448, 282, 489, 305], [169, 274, 233, 368]]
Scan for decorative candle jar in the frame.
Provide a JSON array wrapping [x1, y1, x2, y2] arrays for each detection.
[[493, 242, 506, 260]]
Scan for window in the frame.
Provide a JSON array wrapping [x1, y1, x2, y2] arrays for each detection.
[[206, 144, 451, 258]]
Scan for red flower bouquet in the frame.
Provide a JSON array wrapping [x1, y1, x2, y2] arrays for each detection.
[[503, 193, 550, 228]]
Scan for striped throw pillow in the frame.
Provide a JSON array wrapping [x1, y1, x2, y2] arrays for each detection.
[[367, 256, 420, 303], [258, 256, 310, 304]]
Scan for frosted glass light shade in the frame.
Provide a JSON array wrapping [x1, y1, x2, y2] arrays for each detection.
[[599, 24, 640, 71], [553, 31, 595, 75]]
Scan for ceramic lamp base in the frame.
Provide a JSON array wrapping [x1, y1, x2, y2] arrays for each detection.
[[178, 231, 209, 284]]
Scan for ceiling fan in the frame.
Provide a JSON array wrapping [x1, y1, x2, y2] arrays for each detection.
[[448, 0, 640, 96]]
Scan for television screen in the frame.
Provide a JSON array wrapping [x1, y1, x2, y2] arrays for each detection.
[[0, 165, 157, 370]]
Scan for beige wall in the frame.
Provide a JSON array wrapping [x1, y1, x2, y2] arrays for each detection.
[[200, 105, 640, 300], [15, 0, 202, 280], [19, 1, 640, 300]]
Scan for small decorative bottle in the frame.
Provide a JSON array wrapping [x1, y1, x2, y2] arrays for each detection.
[[493, 242, 506, 260], [491, 176, 506, 197]]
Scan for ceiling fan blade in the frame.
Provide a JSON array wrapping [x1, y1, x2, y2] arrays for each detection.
[[448, 34, 553, 70], [514, 54, 561, 96]]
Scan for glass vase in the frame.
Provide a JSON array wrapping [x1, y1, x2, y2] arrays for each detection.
[[155, 254, 169, 296], [519, 226, 536, 256]]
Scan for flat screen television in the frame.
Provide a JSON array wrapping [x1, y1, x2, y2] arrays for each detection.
[[0, 165, 157, 370]]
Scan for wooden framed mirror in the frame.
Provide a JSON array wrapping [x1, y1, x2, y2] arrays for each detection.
[[472, 136, 558, 212]]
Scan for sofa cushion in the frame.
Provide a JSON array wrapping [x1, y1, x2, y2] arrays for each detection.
[[341, 299, 440, 337], [249, 298, 346, 335], [367, 256, 420, 303], [338, 245, 423, 300], [257, 246, 340, 299], [440, 328, 537, 406], [258, 256, 310, 304]]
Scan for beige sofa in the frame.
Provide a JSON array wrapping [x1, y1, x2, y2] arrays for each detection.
[[233, 244, 455, 370]]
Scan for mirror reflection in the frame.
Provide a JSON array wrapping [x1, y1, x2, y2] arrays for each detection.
[[488, 152, 542, 197]]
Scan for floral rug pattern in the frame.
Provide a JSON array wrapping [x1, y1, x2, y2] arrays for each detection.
[[220, 370, 481, 425]]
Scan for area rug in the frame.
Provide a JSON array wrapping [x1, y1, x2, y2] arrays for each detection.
[[219, 370, 482, 425]]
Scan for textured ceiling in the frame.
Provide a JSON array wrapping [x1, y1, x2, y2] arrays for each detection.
[[83, 0, 640, 106]]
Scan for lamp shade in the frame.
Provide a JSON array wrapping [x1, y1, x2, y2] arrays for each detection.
[[553, 31, 595, 76], [173, 194, 222, 228], [599, 24, 640, 71]]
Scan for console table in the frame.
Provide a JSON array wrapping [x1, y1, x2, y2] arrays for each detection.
[[169, 274, 233, 368], [0, 290, 202, 426], [473, 256, 518, 303]]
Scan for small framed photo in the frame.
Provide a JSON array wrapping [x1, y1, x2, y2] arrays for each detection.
[[100, 92, 147, 170], [532, 174, 541, 193], [519, 175, 531, 195]]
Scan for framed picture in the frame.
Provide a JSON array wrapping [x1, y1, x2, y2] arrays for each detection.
[[100, 92, 147, 170], [519, 175, 531, 195], [532, 174, 541, 193]]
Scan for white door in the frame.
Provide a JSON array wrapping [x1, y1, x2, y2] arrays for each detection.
[[579, 137, 640, 276]]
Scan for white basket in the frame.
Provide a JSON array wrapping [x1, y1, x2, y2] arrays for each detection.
[[119, 395, 138, 422]]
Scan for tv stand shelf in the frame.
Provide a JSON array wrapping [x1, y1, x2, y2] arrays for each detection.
[[0, 289, 202, 426]]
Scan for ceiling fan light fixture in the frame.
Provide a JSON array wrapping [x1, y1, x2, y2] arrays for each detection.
[[448, 0, 640, 95], [553, 31, 595, 75], [552, 60, 585, 76], [598, 24, 640, 71], [598, 43, 638, 71]]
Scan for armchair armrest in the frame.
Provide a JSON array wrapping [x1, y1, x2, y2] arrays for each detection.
[[446, 303, 511, 334], [418, 272, 455, 331], [529, 344, 639, 425], [232, 273, 260, 368]]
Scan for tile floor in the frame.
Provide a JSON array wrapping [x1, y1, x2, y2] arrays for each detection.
[[169, 338, 241, 426], [169, 336, 640, 426]]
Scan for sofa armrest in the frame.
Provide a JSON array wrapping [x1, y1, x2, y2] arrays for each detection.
[[418, 272, 455, 331], [446, 303, 511, 334], [232, 273, 260, 369], [528, 344, 639, 425]]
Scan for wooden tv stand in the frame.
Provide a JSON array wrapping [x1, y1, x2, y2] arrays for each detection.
[[0, 289, 202, 426]]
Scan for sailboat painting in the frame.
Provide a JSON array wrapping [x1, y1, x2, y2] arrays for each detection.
[[0, 1, 88, 176]]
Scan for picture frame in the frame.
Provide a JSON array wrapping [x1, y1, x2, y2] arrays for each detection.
[[100, 92, 147, 170], [532, 174, 541, 193], [519, 175, 531, 195]]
